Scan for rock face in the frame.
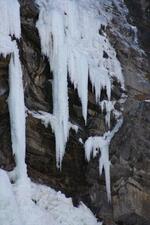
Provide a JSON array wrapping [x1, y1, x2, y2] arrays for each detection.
[[0, 0, 150, 225]]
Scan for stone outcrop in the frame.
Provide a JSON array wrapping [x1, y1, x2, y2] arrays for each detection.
[[0, 0, 150, 225]]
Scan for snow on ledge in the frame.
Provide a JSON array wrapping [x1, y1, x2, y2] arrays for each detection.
[[0, 169, 102, 225]]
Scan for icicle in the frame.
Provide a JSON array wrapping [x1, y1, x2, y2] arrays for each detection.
[[36, 0, 125, 169], [8, 43, 27, 179], [100, 100, 115, 128], [99, 142, 111, 202], [36, 2, 69, 168], [73, 52, 89, 122], [0, 0, 27, 180], [36, 0, 126, 201], [85, 136, 111, 201], [84, 111, 124, 201]]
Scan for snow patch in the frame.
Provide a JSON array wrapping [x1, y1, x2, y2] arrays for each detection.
[[0, 169, 102, 225], [0, 170, 21, 225]]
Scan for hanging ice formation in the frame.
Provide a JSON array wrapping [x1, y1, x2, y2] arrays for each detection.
[[84, 106, 124, 201], [0, 0, 26, 180], [36, 0, 125, 199], [0, 0, 126, 223], [0, 2, 101, 219]]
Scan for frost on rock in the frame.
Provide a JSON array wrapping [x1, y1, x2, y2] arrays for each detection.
[[0, 0, 26, 180], [29, 110, 78, 133], [36, 0, 125, 168]]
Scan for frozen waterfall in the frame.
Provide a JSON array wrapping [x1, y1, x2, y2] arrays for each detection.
[[36, 0, 125, 199]]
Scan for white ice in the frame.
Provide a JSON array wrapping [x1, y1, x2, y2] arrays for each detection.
[[84, 109, 123, 201], [36, 0, 125, 168], [8, 43, 27, 179], [100, 100, 115, 128], [85, 136, 111, 201], [0, 0, 27, 180], [0, 1, 126, 224], [0, 0, 21, 39]]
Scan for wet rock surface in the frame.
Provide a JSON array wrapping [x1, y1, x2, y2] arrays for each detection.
[[0, 1, 150, 225]]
